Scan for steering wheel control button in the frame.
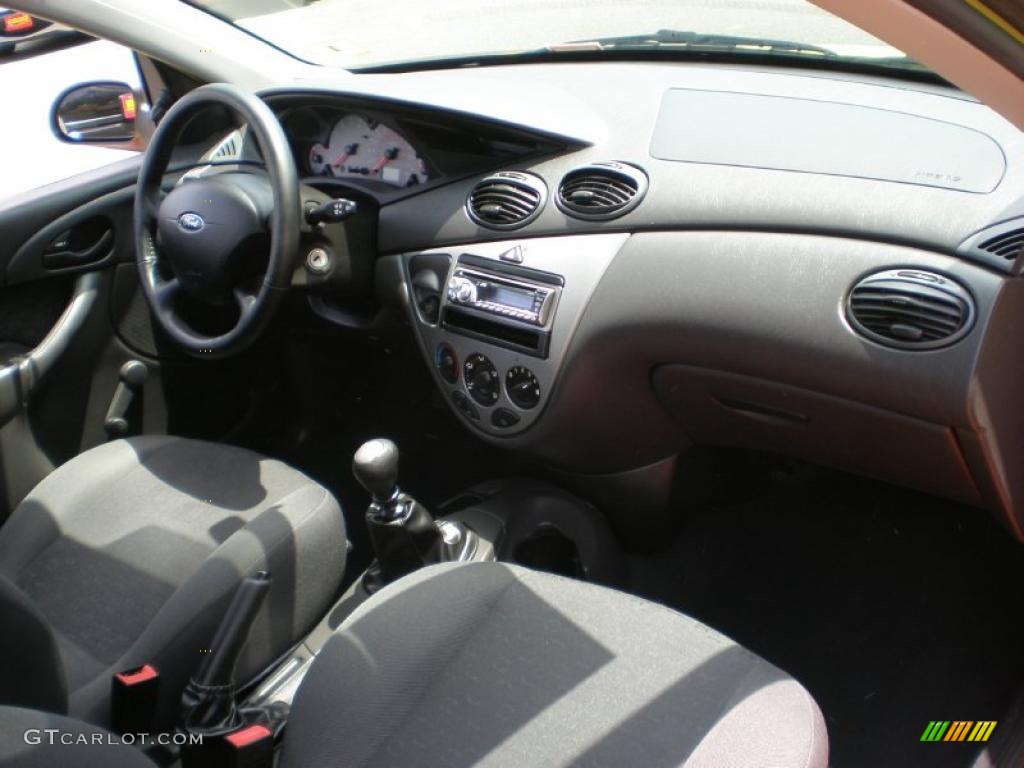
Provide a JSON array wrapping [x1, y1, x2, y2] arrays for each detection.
[[491, 408, 521, 429], [464, 354, 499, 406], [451, 390, 479, 421], [305, 198, 358, 226], [305, 247, 332, 275], [506, 366, 541, 409], [435, 343, 459, 383]]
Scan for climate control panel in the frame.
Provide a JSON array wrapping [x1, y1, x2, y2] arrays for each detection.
[[435, 346, 542, 430], [403, 233, 629, 437]]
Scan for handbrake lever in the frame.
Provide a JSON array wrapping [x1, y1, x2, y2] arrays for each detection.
[[181, 571, 272, 733]]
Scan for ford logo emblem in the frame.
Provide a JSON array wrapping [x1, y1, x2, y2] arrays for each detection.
[[178, 212, 205, 232]]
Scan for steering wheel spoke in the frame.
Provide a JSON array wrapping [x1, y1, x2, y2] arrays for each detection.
[[154, 277, 182, 310], [142, 190, 166, 222], [233, 286, 259, 318]]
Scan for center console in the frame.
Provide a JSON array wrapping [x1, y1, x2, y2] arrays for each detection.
[[243, 474, 622, 715], [403, 234, 628, 436]]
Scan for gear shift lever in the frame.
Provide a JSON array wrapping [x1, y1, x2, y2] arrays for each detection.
[[353, 439, 477, 589], [353, 439, 402, 512], [353, 439, 442, 584]]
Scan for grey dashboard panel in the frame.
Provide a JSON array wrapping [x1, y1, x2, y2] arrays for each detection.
[[391, 229, 1000, 457], [389, 228, 1024, 535], [650, 88, 1006, 193]]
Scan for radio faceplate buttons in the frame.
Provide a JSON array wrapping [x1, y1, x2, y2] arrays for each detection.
[[464, 354, 500, 406], [445, 265, 557, 328], [506, 366, 542, 409]]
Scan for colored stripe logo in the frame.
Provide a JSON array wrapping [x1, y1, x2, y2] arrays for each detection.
[[921, 721, 997, 742]]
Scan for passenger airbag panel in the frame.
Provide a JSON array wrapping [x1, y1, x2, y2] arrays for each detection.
[[650, 89, 1006, 193]]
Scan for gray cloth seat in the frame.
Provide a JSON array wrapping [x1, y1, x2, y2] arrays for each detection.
[[0, 561, 828, 767], [281, 561, 829, 768], [0, 435, 346, 731], [0, 707, 156, 768]]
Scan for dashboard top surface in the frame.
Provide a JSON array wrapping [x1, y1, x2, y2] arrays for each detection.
[[265, 60, 1024, 263]]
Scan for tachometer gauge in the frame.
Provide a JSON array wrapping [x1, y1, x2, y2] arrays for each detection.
[[307, 114, 429, 188]]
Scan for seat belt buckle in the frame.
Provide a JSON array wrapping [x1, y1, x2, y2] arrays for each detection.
[[111, 664, 160, 733], [181, 723, 275, 768], [224, 724, 275, 768]]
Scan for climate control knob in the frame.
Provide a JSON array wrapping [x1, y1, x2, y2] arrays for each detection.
[[435, 343, 458, 384], [506, 366, 541, 409], [464, 354, 499, 406]]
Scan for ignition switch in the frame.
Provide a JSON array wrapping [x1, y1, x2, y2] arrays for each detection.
[[305, 247, 332, 275]]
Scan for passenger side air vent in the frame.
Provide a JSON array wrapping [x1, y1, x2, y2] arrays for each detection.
[[556, 161, 648, 221], [978, 228, 1024, 261], [466, 172, 547, 230], [957, 215, 1024, 273], [846, 270, 975, 350]]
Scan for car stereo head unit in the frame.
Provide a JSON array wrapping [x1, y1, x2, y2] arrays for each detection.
[[446, 265, 558, 328]]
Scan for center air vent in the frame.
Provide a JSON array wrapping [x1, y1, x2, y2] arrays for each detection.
[[466, 172, 547, 230], [556, 161, 648, 221], [846, 270, 974, 350]]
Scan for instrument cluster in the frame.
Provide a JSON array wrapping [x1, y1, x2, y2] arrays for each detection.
[[283, 108, 431, 188]]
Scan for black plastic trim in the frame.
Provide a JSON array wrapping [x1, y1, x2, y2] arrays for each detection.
[[441, 305, 550, 358], [457, 253, 564, 286]]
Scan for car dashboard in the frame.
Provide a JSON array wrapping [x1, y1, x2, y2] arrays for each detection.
[[244, 60, 1024, 539]]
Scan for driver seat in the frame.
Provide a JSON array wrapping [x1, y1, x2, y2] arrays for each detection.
[[0, 435, 346, 730]]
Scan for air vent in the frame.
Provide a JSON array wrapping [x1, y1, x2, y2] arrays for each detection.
[[958, 216, 1024, 272], [846, 270, 974, 350], [556, 161, 648, 221], [978, 228, 1024, 261], [213, 136, 238, 159], [466, 172, 546, 230]]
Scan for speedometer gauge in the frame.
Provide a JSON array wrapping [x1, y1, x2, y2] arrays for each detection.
[[307, 114, 429, 188]]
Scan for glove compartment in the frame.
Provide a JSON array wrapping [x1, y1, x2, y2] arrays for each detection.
[[652, 364, 982, 507]]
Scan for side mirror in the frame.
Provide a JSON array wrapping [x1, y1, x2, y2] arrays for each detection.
[[51, 81, 137, 143]]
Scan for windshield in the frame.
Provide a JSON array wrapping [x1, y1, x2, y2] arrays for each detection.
[[187, 0, 929, 75]]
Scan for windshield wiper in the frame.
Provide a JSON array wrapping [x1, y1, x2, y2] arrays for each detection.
[[547, 29, 839, 58]]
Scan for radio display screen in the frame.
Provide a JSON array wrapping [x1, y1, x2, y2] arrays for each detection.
[[483, 283, 534, 310]]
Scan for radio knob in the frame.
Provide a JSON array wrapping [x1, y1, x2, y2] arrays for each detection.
[[449, 277, 477, 304]]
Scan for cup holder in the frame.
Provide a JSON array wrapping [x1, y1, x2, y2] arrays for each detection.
[[512, 523, 584, 579]]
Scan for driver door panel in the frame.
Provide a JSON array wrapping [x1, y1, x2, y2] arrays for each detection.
[[0, 160, 157, 518], [0, 158, 291, 521]]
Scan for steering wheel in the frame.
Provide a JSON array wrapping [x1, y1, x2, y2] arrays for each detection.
[[133, 83, 299, 358]]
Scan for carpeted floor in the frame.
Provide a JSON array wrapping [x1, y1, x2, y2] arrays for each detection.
[[624, 453, 1024, 768]]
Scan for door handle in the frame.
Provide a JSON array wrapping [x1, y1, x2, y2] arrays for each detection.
[[42, 229, 114, 270]]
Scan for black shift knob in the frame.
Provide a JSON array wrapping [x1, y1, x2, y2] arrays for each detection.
[[353, 438, 400, 501]]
